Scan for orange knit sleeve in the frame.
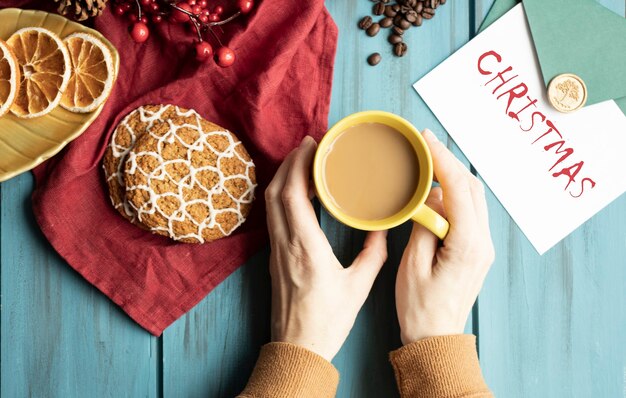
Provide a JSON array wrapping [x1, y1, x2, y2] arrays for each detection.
[[389, 335, 493, 398], [238, 342, 339, 398]]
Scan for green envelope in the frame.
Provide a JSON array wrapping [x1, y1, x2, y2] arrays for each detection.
[[480, 0, 626, 114]]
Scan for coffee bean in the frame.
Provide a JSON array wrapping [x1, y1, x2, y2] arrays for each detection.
[[404, 10, 418, 22], [360, 0, 447, 62], [366, 23, 380, 36], [395, 16, 411, 30], [422, 7, 435, 19], [358, 16, 373, 30], [367, 52, 382, 66], [373, 2, 385, 15], [393, 42, 408, 57], [380, 17, 393, 28], [393, 14, 403, 26], [384, 5, 397, 17], [388, 34, 403, 44]]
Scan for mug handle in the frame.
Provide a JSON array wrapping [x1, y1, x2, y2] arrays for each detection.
[[411, 205, 449, 240]]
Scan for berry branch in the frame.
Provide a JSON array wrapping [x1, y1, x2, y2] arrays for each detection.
[[133, 0, 142, 20], [170, 4, 203, 42], [207, 10, 241, 26], [114, 0, 254, 67]]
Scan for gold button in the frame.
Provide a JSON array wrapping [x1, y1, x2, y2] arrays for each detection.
[[548, 73, 587, 113]]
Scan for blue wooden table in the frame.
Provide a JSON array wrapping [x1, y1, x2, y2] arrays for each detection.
[[2, 1, 625, 397]]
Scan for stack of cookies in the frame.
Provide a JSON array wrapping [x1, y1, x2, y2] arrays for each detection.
[[103, 104, 257, 243]]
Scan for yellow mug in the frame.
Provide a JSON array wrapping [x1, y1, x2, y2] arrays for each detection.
[[313, 111, 450, 239]]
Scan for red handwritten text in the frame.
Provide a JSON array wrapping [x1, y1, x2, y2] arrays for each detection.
[[477, 50, 596, 198]]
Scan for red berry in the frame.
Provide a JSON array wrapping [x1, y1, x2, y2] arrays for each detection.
[[201, 9, 210, 16], [172, 2, 192, 22], [128, 13, 138, 22], [140, 0, 150, 6], [150, 3, 159, 12], [130, 22, 150, 42], [122, 3, 131, 11], [152, 14, 163, 23], [208, 13, 220, 22], [215, 47, 235, 67], [192, 5, 202, 14], [237, 0, 253, 14], [195, 41, 213, 62], [212, 5, 223, 14], [199, 14, 209, 23], [187, 0, 196, 5], [197, 0, 207, 8], [114, 5, 126, 15], [139, 16, 148, 24]]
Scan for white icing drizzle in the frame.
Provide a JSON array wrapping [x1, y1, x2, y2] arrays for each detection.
[[104, 106, 167, 221], [122, 105, 256, 243]]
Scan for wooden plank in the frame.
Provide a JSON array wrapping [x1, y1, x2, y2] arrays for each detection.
[[322, 1, 473, 396], [0, 174, 157, 398], [474, 1, 626, 397], [161, 248, 271, 398]]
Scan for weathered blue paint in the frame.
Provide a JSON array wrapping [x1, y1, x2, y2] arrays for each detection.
[[2, 1, 625, 397]]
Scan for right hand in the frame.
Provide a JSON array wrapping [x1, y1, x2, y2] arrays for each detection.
[[395, 129, 495, 345]]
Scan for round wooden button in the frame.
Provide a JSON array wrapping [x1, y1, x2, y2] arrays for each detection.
[[547, 73, 587, 113]]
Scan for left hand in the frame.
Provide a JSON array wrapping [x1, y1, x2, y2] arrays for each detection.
[[266, 136, 388, 361]]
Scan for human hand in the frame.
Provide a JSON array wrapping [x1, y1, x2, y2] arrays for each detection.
[[265, 136, 388, 361], [396, 130, 495, 345]]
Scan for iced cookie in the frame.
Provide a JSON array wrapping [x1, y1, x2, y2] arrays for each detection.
[[123, 107, 256, 243], [103, 105, 200, 223]]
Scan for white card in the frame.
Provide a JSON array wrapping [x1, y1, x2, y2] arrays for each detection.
[[414, 4, 626, 254]]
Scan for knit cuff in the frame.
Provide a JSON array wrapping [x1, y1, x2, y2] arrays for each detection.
[[389, 335, 492, 398], [238, 342, 339, 398]]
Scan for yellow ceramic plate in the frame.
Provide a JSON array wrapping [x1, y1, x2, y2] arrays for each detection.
[[0, 8, 119, 182]]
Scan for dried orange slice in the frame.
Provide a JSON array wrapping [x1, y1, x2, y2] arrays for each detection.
[[0, 39, 20, 118], [61, 32, 115, 113], [7, 27, 71, 118]]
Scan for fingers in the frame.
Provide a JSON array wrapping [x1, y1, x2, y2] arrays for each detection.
[[468, 178, 495, 268], [281, 136, 323, 239], [423, 130, 495, 269], [308, 185, 316, 201], [349, 230, 388, 288], [425, 186, 445, 218], [469, 177, 491, 235], [265, 151, 297, 244], [422, 130, 477, 234], [403, 188, 442, 277]]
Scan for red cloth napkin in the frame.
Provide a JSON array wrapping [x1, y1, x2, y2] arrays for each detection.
[[5, 0, 337, 335]]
